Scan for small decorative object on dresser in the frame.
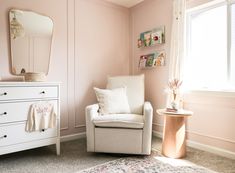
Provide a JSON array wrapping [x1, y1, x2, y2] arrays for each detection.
[[24, 72, 46, 82], [157, 109, 193, 159], [0, 82, 60, 155]]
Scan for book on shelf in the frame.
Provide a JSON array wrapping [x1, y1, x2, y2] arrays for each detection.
[[138, 53, 156, 68], [138, 50, 166, 69]]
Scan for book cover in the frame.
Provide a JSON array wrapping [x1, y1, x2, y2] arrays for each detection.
[[145, 53, 156, 67]]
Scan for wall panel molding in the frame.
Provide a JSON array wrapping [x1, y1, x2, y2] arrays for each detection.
[[65, 0, 131, 134], [59, 0, 70, 131], [64, 0, 76, 132], [73, 0, 86, 128], [73, 0, 81, 128], [61, 0, 70, 131]]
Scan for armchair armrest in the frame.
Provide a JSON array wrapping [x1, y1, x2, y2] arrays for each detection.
[[86, 104, 99, 119], [143, 101, 153, 155], [144, 102, 153, 119], [86, 104, 99, 152]]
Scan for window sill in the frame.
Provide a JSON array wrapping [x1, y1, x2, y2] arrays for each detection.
[[184, 89, 235, 98]]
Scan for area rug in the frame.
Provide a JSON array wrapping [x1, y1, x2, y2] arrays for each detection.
[[78, 151, 217, 173]]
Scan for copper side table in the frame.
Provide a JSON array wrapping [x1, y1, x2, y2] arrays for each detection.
[[157, 109, 193, 159]]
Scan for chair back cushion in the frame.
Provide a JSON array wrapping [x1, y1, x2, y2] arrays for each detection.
[[107, 74, 144, 115]]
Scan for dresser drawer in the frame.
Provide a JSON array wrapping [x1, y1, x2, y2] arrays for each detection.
[[0, 123, 57, 147], [0, 100, 58, 124], [0, 86, 58, 101]]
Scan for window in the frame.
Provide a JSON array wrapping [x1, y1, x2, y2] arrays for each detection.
[[185, 0, 235, 91]]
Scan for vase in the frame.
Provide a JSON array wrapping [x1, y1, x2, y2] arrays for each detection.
[[171, 92, 179, 109], [171, 100, 179, 109]]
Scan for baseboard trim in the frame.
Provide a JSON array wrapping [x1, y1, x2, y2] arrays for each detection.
[[187, 140, 235, 160], [152, 131, 163, 138], [152, 130, 235, 160], [60, 132, 86, 142]]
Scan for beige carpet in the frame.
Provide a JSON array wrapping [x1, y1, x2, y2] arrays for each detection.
[[0, 137, 234, 173]]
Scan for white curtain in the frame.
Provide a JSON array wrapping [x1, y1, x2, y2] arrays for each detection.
[[169, 0, 186, 80], [167, 0, 186, 108]]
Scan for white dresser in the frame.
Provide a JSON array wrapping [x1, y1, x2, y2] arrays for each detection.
[[0, 82, 60, 155]]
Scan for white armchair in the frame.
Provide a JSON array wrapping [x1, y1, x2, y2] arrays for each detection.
[[86, 75, 153, 155]]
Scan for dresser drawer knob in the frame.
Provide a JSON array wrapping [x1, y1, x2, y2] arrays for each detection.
[[40, 91, 46, 94], [1, 135, 7, 139], [41, 129, 45, 132], [0, 112, 7, 116], [1, 92, 7, 96]]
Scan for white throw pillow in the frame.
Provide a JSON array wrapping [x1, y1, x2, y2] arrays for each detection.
[[106, 74, 144, 115], [94, 87, 130, 115]]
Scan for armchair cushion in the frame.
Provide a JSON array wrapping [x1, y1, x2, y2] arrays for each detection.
[[93, 114, 144, 129], [94, 87, 130, 114], [106, 74, 144, 115]]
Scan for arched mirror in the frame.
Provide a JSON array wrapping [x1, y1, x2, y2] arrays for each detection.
[[9, 9, 53, 81]]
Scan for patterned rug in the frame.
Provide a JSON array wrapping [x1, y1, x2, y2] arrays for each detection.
[[78, 151, 217, 173]]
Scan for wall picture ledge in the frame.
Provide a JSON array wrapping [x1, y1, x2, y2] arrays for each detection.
[[139, 50, 166, 69], [138, 26, 165, 48]]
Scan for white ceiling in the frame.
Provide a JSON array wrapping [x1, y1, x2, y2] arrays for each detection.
[[105, 0, 144, 8]]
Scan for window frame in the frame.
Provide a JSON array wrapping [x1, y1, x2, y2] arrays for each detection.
[[186, 0, 235, 93]]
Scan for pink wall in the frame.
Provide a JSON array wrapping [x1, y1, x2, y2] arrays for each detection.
[[0, 0, 130, 136], [130, 0, 235, 153], [73, 0, 130, 134], [130, 0, 172, 135]]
